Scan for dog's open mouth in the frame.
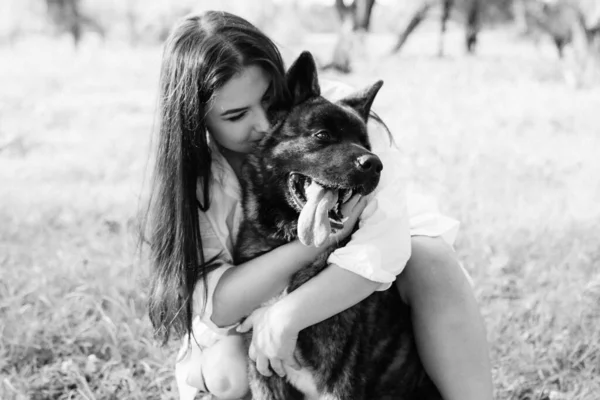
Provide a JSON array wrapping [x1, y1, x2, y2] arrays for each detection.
[[288, 172, 356, 247]]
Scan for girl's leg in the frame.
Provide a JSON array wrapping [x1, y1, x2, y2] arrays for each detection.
[[396, 236, 493, 400], [186, 335, 250, 400]]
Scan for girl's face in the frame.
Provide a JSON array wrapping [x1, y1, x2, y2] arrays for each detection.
[[206, 65, 272, 155]]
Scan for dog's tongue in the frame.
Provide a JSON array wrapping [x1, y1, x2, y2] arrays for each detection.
[[298, 182, 339, 247]]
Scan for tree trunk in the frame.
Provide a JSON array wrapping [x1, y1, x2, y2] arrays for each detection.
[[327, 0, 376, 74], [45, 0, 104, 47], [465, 0, 481, 53], [353, 0, 376, 31], [438, 0, 454, 56], [391, 2, 433, 54]]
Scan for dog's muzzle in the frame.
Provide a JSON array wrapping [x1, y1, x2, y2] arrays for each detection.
[[288, 173, 355, 230]]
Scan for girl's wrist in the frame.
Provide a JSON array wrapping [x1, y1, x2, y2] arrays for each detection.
[[271, 297, 302, 335], [294, 239, 329, 259]]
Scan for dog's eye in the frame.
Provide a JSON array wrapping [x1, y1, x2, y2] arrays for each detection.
[[313, 130, 332, 141]]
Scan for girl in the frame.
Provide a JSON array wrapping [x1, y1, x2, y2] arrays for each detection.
[[146, 10, 493, 400]]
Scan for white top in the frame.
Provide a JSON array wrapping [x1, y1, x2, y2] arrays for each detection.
[[176, 81, 460, 400]]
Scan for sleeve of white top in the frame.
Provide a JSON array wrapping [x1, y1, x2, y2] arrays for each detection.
[[191, 211, 239, 335], [327, 148, 412, 291], [407, 192, 460, 246]]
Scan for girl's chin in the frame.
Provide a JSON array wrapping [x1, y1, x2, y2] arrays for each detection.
[[219, 145, 248, 155]]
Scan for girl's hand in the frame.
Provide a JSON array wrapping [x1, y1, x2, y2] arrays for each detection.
[[236, 305, 302, 377], [327, 194, 368, 246]]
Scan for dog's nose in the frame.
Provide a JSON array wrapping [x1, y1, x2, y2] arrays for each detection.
[[356, 154, 383, 174]]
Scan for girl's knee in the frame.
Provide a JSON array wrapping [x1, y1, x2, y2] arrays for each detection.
[[202, 335, 249, 399], [396, 236, 469, 304], [205, 366, 249, 399], [409, 236, 458, 269]]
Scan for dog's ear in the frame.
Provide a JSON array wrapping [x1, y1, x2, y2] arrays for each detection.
[[338, 80, 384, 122], [286, 51, 321, 105]]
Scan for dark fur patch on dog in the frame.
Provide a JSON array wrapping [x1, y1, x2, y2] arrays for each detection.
[[235, 51, 441, 400]]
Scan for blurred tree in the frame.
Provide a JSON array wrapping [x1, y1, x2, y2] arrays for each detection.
[[45, 0, 105, 46], [335, 0, 376, 31], [518, 0, 598, 58], [390, 0, 481, 57], [324, 0, 377, 73], [516, 0, 600, 86], [390, 1, 433, 55]]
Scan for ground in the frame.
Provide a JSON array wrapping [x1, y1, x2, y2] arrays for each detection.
[[1, 25, 599, 400]]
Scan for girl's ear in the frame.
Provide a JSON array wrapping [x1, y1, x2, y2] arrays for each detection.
[[338, 80, 384, 122], [285, 51, 321, 105]]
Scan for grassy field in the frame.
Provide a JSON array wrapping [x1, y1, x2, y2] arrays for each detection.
[[1, 25, 599, 400]]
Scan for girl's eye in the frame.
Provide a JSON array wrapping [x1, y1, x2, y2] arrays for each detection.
[[227, 112, 247, 122], [262, 85, 274, 105], [313, 130, 332, 141]]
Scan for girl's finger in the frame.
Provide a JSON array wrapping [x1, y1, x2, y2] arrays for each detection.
[[285, 352, 302, 371], [248, 343, 257, 361], [256, 355, 272, 377], [236, 316, 253, 333], [353, 195, 368, 214], [270, 358, 286, 377], [342, 194, 366, 216], [340, 194, 361, 214]]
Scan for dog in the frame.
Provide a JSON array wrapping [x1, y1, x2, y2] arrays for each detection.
[[234, 51, 442, 400]]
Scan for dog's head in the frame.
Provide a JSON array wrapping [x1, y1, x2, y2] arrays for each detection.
[[243, 51, 383, 245]]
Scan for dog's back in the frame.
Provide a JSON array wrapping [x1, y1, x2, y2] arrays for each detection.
[[285, 266, 439, 400]]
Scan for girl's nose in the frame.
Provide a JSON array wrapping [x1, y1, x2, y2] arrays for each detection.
[[254, 107, 270, 133]]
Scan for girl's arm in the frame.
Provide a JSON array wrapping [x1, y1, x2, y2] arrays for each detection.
[[210, 196, 367, 328], [272, 263, 381, 333], [236, 262, 380, 377], [210, 240, 323, 328]]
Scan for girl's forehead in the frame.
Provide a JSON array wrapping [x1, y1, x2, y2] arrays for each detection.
[[212, 65, 271, 111]]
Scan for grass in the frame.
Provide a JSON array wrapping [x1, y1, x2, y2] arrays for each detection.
[[1, 25, 599, 400]]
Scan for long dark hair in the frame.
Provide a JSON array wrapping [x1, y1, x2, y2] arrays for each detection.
[[146, 11, 288, 345]]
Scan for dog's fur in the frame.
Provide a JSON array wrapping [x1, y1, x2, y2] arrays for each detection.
[[234, 52, 441, 400]]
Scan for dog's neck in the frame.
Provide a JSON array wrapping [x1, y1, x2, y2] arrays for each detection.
[[241, 159, 299, 242], [251, 190, 299, 241]]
